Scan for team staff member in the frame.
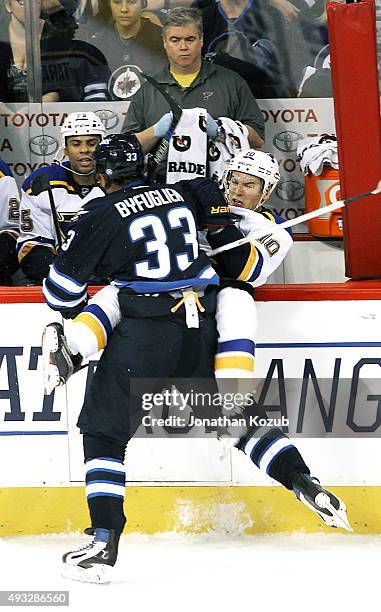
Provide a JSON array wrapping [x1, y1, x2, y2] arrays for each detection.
[[17, 112, 105, 283], [42, 133, 233, 583], [122, 7, 264, 152]]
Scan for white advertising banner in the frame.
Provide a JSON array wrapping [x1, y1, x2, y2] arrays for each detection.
[[0, 297, 380, 487], [0, 99, 336, 232]]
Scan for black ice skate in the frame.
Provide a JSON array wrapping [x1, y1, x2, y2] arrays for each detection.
[[61, 528, 120, 584], [292, 473, 352, 532], [42, 322, 82, 394]]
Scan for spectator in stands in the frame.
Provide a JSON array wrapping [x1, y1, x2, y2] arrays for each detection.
[[272, 0, 330, 96], [192, 0, 291, 98], [0, 0, 110, 102], [40, 0, 111, 102], [144, 0, 330, 97], [0, 0, 59, 102], [122, 7, 264, 168], [76, 0, 166, 100], [0, 159, 21, 285]]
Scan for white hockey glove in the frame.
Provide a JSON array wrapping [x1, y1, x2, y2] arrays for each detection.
[[229, 205, 273, 238]]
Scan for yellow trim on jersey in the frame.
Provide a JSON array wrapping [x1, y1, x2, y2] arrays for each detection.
[[17, 242, 55, 263], [18, 242, 56, 262], [50, 180, 76, 191], [26, 180, 76, 195], [214, 355, 255, 373], [0, 170, 5, 178], [261, 210, 276, 223], [0, 230, 18, 240], [237, 242, 258, 281], [74, 313, 107, 351]]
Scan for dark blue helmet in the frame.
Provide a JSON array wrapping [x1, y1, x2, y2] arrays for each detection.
[[94, 133, 144, 181]]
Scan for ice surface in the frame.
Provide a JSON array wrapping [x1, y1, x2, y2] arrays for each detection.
[[1, 532, 380, 611]]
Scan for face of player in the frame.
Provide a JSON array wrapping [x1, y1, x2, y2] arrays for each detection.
[[163, 23, 203, 74], [228, 171, 269, 211], [65, 135, 101, 175], [109, 0, 142, 31]]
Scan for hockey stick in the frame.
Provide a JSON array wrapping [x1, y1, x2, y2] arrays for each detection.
[[140, 72, 183, 181], [31, 173, 63, 249], [208, 186, 381, 256]]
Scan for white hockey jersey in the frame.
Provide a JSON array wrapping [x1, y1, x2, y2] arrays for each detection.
[[0, 159, 21, 241], [17, 163, 105, 264], [208, 205, 293, 288], [230, 205, 292, 287]]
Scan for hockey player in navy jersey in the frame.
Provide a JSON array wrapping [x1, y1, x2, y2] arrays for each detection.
[[42, 133, 234, 583], [42, 144, 351, 582], [0, 159, 21, 285], [16, 111, 106, 283]]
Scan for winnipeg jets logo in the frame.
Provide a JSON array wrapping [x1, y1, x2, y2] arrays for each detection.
[[109, 65, 142, 100]]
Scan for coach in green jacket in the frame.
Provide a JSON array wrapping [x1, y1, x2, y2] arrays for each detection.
[[122, 7, 264, 153]]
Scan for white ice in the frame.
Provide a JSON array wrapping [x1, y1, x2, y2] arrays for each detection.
[[1, 532, 380, 612]]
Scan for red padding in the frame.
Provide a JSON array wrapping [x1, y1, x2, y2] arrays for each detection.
[[1, 283, 381, 304], [328, 0, 381, 279]]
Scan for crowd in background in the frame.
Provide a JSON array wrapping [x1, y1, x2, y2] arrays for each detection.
[[0, 0, 335, 103]]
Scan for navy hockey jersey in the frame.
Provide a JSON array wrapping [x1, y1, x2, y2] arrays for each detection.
[[43, 177, 231, 312]]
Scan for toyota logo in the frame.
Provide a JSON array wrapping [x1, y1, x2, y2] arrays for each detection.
[[276, 180, 305, 202], [29, 135, 59, 156], [273, 131, 303, 153], [94, 109, 119, 131]]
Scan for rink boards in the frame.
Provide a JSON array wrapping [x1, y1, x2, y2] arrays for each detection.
[[0, 284, 381, 535]]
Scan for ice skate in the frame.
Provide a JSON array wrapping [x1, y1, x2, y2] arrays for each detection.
[[42, 322, 82, 394], [292, 473, 352, 532], [61, 528, 120, 584]]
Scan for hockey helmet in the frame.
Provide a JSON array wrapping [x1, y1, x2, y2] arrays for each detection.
[[61, 112, 106, 148], [94, 133, 145, 181], [223, 149, 280, 205]]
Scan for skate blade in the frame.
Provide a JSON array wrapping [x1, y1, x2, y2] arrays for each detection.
[[301, 491, 353, 532], [41, 326, 62, 395], [61, 562, 113, 584], [315, 493, 353, 532]]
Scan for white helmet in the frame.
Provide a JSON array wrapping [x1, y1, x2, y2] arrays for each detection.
[[223, 149, 280, 206], [61, 112, 106, 148]]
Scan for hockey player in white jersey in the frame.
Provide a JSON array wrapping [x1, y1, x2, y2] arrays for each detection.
[[17, 111, 106, 283], [0, 160, 21, 285], [42, 147, 351, 541]]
